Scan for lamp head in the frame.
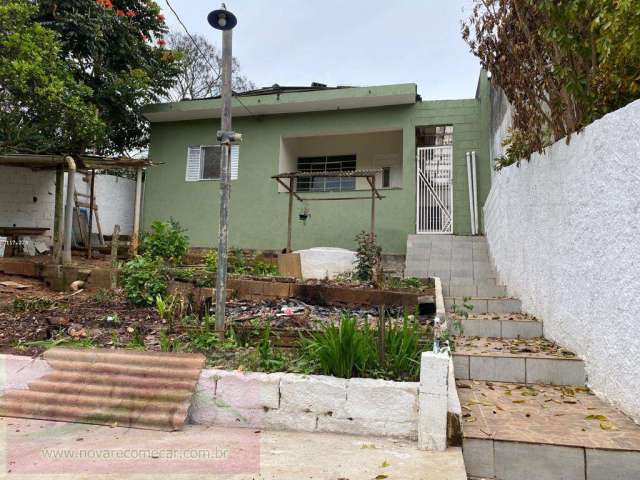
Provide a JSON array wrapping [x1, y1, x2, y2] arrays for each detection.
[[208, 5, 237, 30]]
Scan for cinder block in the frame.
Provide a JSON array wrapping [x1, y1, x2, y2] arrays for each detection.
[[452, 354, 470, 380], [586, 448, 640, 480], [476, 283, 507, 297], [501, 320, 543, 339], [459, 319, 501, 337], [469, 356, 526, 383], [494, 441, 584, 480], [418, 392, 448, 451], [317, 416, 417, 439], [420, 351, 449, 392], [525, 358, 586, 386], [189, 370, 219, 424], [487, 298, 522, 313], [449, 284, 476, 297], [341, 378, 418, 423], [280, 373, 347, 415], [463, 438, 495, 479], [215, 370, 282, 410], [263, 409, 317, 432]]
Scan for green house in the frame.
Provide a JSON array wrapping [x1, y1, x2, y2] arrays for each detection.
[[142, 72, 491, 254]]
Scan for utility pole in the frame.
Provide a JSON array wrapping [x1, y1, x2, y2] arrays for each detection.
[[208, 5, 240, 332]]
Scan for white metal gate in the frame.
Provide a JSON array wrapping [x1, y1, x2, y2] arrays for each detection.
[[416, 146, 453, 234]]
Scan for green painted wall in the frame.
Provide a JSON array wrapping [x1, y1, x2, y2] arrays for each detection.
[[144, 75, 491, 254]]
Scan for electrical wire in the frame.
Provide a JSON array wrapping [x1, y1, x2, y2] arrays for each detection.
[[163, 0, 255, 117]]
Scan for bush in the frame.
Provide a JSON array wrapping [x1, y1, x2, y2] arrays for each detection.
[[139, 220, 189, 264], [121, 256, 169, 306], [354, 231, 382, 282], [384, 315, 423, 381], [301, 315, 378, 379]]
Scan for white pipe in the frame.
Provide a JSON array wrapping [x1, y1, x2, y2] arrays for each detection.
[[466, 152, 476, 235], [472, 151, 479, 235], [62, 156, 76, 265], [131, 166, 143, 255]]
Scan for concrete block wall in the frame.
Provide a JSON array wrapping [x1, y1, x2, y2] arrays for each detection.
[[0, 354, 52, 395], [189, 369, 421, 439], [0, 166, 57, 243], [0, 167, 137, 250], [484, 98, 640, 421]]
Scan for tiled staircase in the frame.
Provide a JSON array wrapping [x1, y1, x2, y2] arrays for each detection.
[[405, 235, 640, 480]]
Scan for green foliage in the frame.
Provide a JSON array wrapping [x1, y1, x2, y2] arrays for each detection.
[[140, 220, 189, 264], [92, 288, 114, 306], [127, 326, 145, 350], [120, 255, 168, 306], [252, 260, 279, 277], [384, 315, 423, 380], [383, 276, 427, 291], [204, 250, 218, 272], [354, 231, 382, 283], [33, 0, 181, 155], [301, 315, 378, 379], [0, 0, 104, 154], [463, 0, 640, 168], [256, 324, 286, 372], [204, 249, 279, 277], [21, 335, 95, 350]]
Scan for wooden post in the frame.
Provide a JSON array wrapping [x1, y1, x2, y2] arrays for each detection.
[[110, 224, 120, 289], [371, 179, 376, 236], [52, 165, 64, 263], [87, 169, 96, 259], [287, 177, 294, 252], [378, 304, 386, 364]]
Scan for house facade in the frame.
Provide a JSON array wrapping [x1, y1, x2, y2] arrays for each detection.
[[142, 72, 491, 254]]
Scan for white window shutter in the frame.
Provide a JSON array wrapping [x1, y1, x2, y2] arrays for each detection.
[[185, 145, 202, 182], [230, 145, 240, 180]]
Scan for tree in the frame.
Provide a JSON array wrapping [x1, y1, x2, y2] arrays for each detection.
[[0, 0, 104, 154], [462, 0, 640, 169], [165, 31, 254, 102], [34, 0, 182, 155]]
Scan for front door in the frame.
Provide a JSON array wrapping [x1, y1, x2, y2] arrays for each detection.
[[416, 146, 453, 234]]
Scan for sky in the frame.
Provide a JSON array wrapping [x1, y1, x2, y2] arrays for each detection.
[[160, 0, 480, 100]]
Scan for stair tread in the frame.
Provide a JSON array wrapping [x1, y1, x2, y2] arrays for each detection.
[[454, 336, 580, 360], [459, 380, 640, 452]]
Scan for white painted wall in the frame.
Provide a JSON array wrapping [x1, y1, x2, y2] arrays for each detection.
[[484, 99, 640, 421], [0, 168, 137, 250]]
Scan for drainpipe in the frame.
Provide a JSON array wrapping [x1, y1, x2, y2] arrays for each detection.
[[466, 152, 476, 235], [62, 156, 76, 265], [471, 151, 479, 235]]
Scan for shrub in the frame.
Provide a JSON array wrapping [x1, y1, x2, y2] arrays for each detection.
[[120, 256, 169, 306], [354, 231, 381, 283], [139, 219, 189, 264], [384, 315, 423, 381], [301, 314, 378, 379]]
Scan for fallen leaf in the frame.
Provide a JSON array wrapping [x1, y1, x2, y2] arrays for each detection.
[[380, 460, 390, 468]]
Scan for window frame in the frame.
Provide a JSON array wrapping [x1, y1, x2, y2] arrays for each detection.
[[296, 154, 357, 192]]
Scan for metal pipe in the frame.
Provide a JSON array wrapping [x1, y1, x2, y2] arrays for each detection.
[[466, 152, 476, 235], [215, 27, 233, 332], [130, 166, 143, 256], [471, 151, 479, 235], [62, 156, 76, 265]]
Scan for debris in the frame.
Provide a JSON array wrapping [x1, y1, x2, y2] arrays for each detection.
[[0, 281, 29, 290], [70, 280, 85, 291]]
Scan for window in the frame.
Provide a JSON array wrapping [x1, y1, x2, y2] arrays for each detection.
[[185, 145, 239, 182], [416, 125, 453, 147], [296, 155, 356, 192]]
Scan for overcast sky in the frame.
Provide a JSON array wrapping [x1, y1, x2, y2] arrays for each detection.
[[161, 0, 480, 100]]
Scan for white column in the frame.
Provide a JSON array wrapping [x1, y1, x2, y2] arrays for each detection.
[[418, 351, 449, 451]]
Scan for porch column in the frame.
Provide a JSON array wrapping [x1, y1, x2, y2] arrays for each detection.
[[62, 156, 76, 265], [52, 165, 64, 263]]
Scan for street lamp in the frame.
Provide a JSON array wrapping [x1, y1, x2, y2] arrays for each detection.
[[208, 3, 240, 332]]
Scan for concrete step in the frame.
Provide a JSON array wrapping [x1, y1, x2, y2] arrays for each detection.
[[445, 297, 522, 314], [459, 380, 640, 480], [452, 336, 586, 386], [446, 282, 507, 298], [449, 313, 543, 339]]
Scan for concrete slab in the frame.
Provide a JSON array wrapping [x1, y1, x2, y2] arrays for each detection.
[[500, 319, 543, 339], [494, 441, 585, 480], [586, 448, 640, 479], [457, 319, 502, 337], [487, 298, 522, 313], [462, 438, 495, 479], [452, 355, 470, 380], [469, 356, 526, 383], [526, 358, 587, 386], [0, 417, 467, 479]]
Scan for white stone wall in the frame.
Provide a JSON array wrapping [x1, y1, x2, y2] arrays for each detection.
[[190, 369, 420, 439], [484, 99, 640, 421], [0, 166, 57, 242], [0, 168, 136, 249]]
